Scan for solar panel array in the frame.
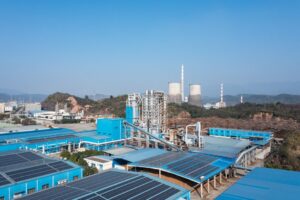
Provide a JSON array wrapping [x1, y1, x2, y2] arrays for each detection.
[[20, 170, 185, 200], [6, 161, 74, 182], [0, 152, 43, 167], [0, 151, 75, 187], [26, 134, 78, 144], [138, 152, 187, 167], [133, 152, 221, 183], [7, 164, 57, 182], [0, 174, 10, 187]]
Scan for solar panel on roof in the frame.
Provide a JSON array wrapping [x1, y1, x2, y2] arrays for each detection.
[[48, 161, 73, 171], [148, 188, 179, 200], [98, 177, 151, 199], [77, 193, 98, 200], [0, 174, 10, 186], [0, 154, 27, 167], [26, 134, 78, 144], [139, 152, 187, 167], [21, 185, 87, 200], [19, 170, 186, 200], [6, 164, 57, 182], [130, 184, 168, 200], [18, 152, 43, 161]]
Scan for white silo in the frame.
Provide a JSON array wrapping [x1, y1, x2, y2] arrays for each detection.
[[168, 82, 182, 104], [188, 84, 201, 106]]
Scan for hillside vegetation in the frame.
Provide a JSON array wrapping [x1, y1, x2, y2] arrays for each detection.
[[204, 94, 300, 106], [168, 102, 300, 122], [42, 92, 127, 117]]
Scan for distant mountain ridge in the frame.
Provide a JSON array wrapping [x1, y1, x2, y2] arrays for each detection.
[[202, 94, 300, 105]]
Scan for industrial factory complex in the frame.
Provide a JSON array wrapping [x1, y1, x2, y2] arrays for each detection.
[[0, 66, 298, 199]]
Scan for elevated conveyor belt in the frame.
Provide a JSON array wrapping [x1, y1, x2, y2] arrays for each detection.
[[124, 121, 182, 152]]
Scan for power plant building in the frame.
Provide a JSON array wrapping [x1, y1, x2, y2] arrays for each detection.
[[188, 84, 201, 106], [168, 82, 182, 104], [141, 90, 167, 134]]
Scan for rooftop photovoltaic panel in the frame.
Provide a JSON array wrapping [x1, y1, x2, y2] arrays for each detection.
[[26, 134, 78, 144], [48, 161, 73, 171], [138, 152, 187, 167], [0, 174, 10, 187], [19, 170, 188, 200], [0, 154, 28, 167], [127, 151, 230, 183], [18, 152, 43, 161], [6, 164, 57, 182]]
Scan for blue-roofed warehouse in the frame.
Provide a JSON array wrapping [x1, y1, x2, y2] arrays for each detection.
[[113, 148, 234, 191], [19, 169, 191, 200], [209, 128, 273, 146], [0, 118, 129, 154], [217, 167, 300, 200], [0, 150, 82, 200]]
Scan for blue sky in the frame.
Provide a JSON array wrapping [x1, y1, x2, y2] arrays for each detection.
[[0, 0, 299, 96]]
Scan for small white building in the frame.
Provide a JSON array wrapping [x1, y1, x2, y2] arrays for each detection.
[[84, 156, 113, 171], [25, 103, 42, 112]]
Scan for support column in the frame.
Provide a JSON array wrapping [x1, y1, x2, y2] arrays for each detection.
[[219, 173, 223, 184], [146, 135, 149, 148], [214, 176, 217, 188], [207, 179, 210, 193], [159, 170, 161, 178], [200, 183, 203, 198], [138, 132, 142, 147]]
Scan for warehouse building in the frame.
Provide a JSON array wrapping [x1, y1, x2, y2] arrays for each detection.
[[112, 148, 233, 198], [208, 128, 273, 146], [0, 150, 82, 200], [0, 118, 128, 154], [19, 170, 191, 200], [217, 168, 300, 200]]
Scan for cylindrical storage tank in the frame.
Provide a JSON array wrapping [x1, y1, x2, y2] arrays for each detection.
[[189, 84, 201, 106], [168, 82, 182, 104]]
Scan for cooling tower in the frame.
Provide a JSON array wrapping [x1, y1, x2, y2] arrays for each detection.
[[168, 82, 182, 104], [188, 84, 201, 106]]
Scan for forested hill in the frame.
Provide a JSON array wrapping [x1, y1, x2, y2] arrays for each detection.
[[203, 94, 300, 105], [42, 92, 127, 117]]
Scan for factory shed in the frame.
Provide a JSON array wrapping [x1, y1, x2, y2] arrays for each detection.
[[217, 168, 300, 200], [114, 148, 233, 184], [195, 136, 251, 159], [209, 128, 273, 146], [19, 169, 190, 200], [0, 150, 82, 200], [113, 148, 167, 163], [0, 128, 79, 154]]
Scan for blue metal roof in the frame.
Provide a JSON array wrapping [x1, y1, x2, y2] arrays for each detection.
[[0, 128, 76, 143], [196, 136, 251, 159], [113, 148, 166, 163], [217, 168, 300, 200], [209, 128, 273, 146], [118, 149, 234, 184]]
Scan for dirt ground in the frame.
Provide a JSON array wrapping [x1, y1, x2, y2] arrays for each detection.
[[54, 123, 96, 132], [191, 176, 241, 200]]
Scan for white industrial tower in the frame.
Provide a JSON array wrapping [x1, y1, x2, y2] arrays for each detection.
[[221, 83, 224, 104], [181, 64, 184, 102], [217, 83, 226, 108]]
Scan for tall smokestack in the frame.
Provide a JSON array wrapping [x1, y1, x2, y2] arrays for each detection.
[[181, 64, 184, 102], [220, 83, 224, 103]]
